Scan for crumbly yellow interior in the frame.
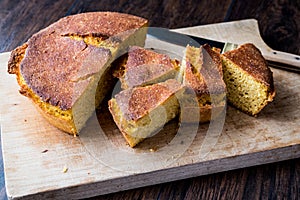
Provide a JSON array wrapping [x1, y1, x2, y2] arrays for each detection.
[[69, 35, 118, 54], [14, 72, 71, 134], [15, 35, 115, 134], [18, 26, 147, 135], [222, 57, 270, 115], [17, 62, 111, 134], [179, 45, 226, 123], [109, 91, 181, 147]]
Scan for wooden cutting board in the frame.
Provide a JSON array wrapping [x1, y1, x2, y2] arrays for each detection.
[[1, 19, 299, 200]]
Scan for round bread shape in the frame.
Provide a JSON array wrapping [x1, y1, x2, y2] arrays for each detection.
[[8, 12, 148, 134]]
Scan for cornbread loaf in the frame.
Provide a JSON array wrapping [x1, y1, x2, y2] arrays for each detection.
[[8, 12, 148, 135], [108, 79, 185, 147], [221, 43, 275, 115], [180, 44, 226, 123], [116, 46, 179, 89]]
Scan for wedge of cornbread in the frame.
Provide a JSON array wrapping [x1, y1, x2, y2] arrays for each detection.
[[8, 12, 148, 135], [115, 46, 179, 89], [108, 79, 185, 147], [221, 43, 275, 115], [180, 44, 226, 123]]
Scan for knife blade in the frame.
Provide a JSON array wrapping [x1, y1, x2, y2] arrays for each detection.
[[147, 27, 300, 73]]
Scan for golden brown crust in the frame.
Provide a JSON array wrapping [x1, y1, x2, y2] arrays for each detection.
[[22, 34, 111, 110], [184, 44, 226, 96], [181, 44, 226, 123], [48, 12, 148, 39], [115, 79, 183, 121], [8, 43, 30, 96], [9, 12, 148, 110], [8, 43, 28, 75], [121, 46, 177, 88], [108, 79, 184, 147], [202, 44, 223, 74], [222, 43, 274, 92], [221, 43, 275, 116]]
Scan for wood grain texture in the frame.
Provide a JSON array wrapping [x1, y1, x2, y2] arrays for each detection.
[[91, 158, 299, 200], [0, 0, 74, 52], [65, 0, 232, 28], [1, 21, 300, 199], [0, 0, 299, 199], [0, 0, 299, 55], [174, 19, 300, 68], [225, 0, 300, 55]]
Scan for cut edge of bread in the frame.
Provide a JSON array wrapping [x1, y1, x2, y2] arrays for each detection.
[[108, 79, 185, 147], [117, 46, 180, 89], [8, 14, 148, 135], [178, 44, 226, 123], [221, 54, 275, 116]]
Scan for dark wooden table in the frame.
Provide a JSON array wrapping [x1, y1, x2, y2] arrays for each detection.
[[0, 0, 299, 199]]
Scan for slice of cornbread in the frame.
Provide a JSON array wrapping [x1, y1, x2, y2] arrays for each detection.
[[221, 43, 275, 116], [180, 44, 226, 123], [116, 46, 179, 89], [8, 12, 148, 135], [108, 79, 185, 147]]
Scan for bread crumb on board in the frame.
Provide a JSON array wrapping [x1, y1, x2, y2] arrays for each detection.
[[62, 166, 68, 173]]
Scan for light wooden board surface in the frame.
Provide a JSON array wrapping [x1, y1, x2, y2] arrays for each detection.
[[1, 19, 300, 200], [174, 19, 300, 67]]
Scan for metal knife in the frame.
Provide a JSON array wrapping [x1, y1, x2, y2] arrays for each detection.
[[147, 28, 300, 73]]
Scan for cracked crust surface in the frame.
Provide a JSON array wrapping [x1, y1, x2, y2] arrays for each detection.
[[222, 43, 274, 91], [184, 44, 226, 96], [221, 43, 275, 115], [120, 46, 179, 89], [115, 79, 183, 121], [8, 12, 148, 110], [181, 44, 226, 123], [20, 33, 111, 110]]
